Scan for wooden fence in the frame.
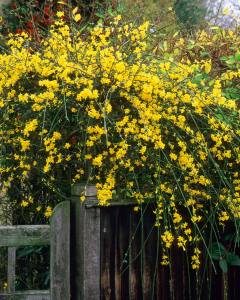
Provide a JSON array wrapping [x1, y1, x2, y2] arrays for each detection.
[[0, 201, 70, 300], [71, 185, 240, 300], [1, 185, 240, 299]]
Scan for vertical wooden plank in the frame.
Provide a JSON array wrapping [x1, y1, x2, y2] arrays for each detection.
[[170, 246, 186, 300], [210, 264, 223, 300], [100, 207, 115, 300], [117, 207, 130, 300], [155, 225, 170, 300], [84, 205, 101, 300], [198, 254, 211, 300], [8, 247, 16, 293], [50, 201, 70, 300], [228, 266, 240, 300], [142, 206, 157, 300], [114, 207, 121, 300], [157, 264, 170, 300], [129, 210, 143, 300], [71, 184, 101, 300]]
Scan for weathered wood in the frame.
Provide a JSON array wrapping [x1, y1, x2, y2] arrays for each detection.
[[50, 201, 70, 300], [7, 247, 16, 293], [129, 210, 143, 300], [100, 207, 114, 300], [157, 265, 170, 300], [228, 265, 240, 300], [116, 207, 130, 300], [0, 201, 71, 299], [0, 290, 50, 300], [170, 246, 186, 300], [3, 184, 240, 299], [142, 206, 157, 300], [71, 184, 101, 300], [71, 183, 141, 207], [114, 208, 121, 300], [0, 225, 50, 247], [71, 184, 98, 200], [210, 263, 224, 300]]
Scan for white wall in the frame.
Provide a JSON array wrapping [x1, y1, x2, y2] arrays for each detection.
[[206, 0, 240, 27]]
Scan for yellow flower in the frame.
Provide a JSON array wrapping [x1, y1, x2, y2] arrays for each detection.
[[133, 206, 140, 212], [19, 138, 30, 151], [177, 236, 187, 250], [44, 206, 53, 218], [52, 131, 62, 140], [3, 282, 7, 290], [36, 206, 42, 212], [80, 195, 86, 202], [204, 60, 212, 74], [170, 153, 177, 161], [56, 11, 64, 18], [173, 212, 182, 224], [161, 255, 169, 266], [161, 230, 174, 248], [23, 119, 38, 137], [219, 211, 229, 223], [64, 143, 71, 149], [21, 200, 29, 207], [92, 154, 103, 167], [71, 107, 77, 113], [191, 215, 202, 223], [73, 14, 81, 22], [191, 248, 201, 270]]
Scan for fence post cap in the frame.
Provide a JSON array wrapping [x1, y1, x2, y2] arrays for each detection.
[[71, 183, 97, 198]]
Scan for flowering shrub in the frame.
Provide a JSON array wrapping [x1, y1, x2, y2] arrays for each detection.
[[0, 12, 239, 269], [0, 0, 108, 38], [1, 0, 65, 37]]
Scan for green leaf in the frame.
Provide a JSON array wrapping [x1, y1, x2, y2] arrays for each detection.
[[227, 253, 240, 266], [215, 113, 224, 121], [200, 51, 210, 58], [210, 242, 226, 260], [223, 233, 234, 241], [95, 12, 105, 19], [226, 56, 236, 65], [116, 3, 125, 13], [220, 56, 227, 61], [219, 259, 228, 273], [235, 52, 240, 62], [17, 246, 35, 258]]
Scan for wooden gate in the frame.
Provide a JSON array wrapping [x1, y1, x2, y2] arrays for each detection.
[[0, 201, 70, 300], [1, 186, 240, 300], [71, 184, 240, 300]]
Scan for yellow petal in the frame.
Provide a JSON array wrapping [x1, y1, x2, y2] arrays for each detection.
[[74, 14, 81, 22], [72, 7, 78, 15]]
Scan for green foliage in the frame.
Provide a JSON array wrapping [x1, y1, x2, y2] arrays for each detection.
[[174, 0, 207, 28], [16, 246, 50, 290], [0, 0, 118, 37], [210, 242, 240, 273]]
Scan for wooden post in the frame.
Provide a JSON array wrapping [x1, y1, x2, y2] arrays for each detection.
[[71, 184, 101, 300], [0, 224, 51, 299], [7, 247, 16, 293], [50, 201, 70, 300], [0, 193, 14, 292]]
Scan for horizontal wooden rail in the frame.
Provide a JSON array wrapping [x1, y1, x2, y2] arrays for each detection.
[[0, 225, 50, 247], [0, 290, 50, 300], [0, 201, 70, 299]]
